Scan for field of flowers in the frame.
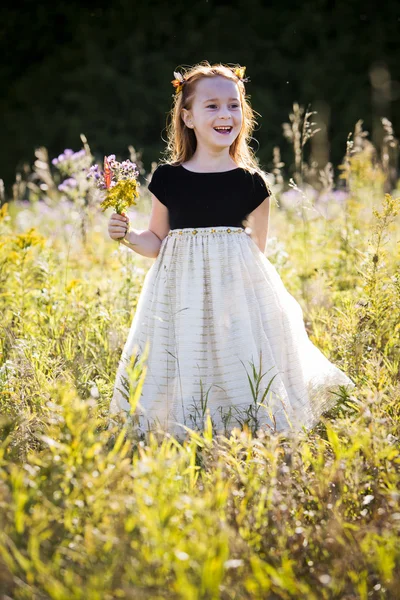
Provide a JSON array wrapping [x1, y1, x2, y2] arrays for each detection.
[[0, 113, 400, 598]]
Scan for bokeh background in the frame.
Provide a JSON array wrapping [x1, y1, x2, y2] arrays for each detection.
[[1, 0, 399, 196]]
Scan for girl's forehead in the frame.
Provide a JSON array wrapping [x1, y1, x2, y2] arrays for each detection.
[[195, 76, 240, 102]]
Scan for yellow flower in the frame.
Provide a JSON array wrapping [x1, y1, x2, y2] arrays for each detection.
[[171, 71, 186, 95], [100, 179, 139, 214], [0, 203, 9, 221], [6, 250, 20, 264], [66, 279, 82, 292], [234, 66, 246, 79], [13, 228, 46, 250]]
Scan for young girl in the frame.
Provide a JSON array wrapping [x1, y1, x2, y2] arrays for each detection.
[[108, 61, 355, 440]]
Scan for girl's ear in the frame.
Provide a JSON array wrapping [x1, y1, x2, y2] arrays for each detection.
[[181, 108, 193, 128]]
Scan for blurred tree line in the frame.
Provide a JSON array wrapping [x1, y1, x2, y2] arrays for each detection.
[[0, 0, 399, 197]]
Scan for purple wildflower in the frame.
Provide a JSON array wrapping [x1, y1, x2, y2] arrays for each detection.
[[58, 177, 78, 192], [318, 190, 349, 205]]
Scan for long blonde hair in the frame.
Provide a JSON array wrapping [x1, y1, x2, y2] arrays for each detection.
[[159, 60, 272, 194]]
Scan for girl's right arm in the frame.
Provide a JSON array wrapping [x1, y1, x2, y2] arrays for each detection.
[[108, 194, 170, 259]]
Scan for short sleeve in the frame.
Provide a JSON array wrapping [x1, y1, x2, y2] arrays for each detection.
[[248, 172, 271, 212], [148, 165, 168, 207]]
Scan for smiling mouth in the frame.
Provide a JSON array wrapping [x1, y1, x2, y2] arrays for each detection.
[[213, 127, 233, 134]]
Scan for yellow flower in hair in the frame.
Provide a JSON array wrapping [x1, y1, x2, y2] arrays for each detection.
[[171, 71, 186, 94], [233, 66, 246, 80]]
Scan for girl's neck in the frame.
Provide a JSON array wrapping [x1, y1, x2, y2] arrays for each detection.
[[182, 159, 238, 172]]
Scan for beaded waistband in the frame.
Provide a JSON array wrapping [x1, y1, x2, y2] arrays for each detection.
[[168, 226, 245, 236]]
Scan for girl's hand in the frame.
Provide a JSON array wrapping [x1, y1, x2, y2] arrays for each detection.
[[108, 212, 130, 240]]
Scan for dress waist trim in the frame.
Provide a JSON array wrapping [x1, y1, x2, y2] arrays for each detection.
[[168, 226, 246, 236]]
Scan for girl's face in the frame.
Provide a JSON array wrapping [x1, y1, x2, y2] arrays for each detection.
[[181, 76, 243, 149]]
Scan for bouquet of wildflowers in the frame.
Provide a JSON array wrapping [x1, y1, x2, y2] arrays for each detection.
[[87, 154, 140, 215]]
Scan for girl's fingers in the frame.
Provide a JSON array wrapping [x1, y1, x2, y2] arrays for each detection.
[[108, 214, 129, 240], [108, 223, 128, 229], [111, 217, 129, 225], [109, 224, 128, 232]]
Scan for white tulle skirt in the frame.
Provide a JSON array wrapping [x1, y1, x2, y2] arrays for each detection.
[[109, 225, 355, 439]]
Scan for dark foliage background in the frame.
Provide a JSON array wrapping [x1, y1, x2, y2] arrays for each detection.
[[1, 0, 399, 195]]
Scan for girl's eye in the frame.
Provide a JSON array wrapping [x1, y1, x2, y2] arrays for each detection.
[[207, 104, 239, 108]]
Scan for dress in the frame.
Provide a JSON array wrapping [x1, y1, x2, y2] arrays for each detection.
[[109, 163, 355, 439]]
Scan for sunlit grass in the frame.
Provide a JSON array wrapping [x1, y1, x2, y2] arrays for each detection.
[[0, 123, 399, 598]]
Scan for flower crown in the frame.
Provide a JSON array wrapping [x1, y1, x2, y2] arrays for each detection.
[[171, 65, 250, 96]]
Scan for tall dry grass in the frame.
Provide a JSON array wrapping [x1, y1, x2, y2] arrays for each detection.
[[0, 108, 399, 598]]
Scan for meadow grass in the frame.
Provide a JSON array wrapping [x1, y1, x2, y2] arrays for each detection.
[[0, 135, 399, 598]]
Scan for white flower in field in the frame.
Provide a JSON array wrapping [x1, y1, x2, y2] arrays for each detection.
[[175, 550, 189, 561], [90, 385, 100, 398], [386, 434, 397, 445], [224, 559, 244, 569], [362, 494, 374, 505], [319, 574, 331, 585]]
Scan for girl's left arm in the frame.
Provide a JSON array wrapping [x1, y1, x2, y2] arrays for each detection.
[[246, 196, 271, 254]]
